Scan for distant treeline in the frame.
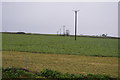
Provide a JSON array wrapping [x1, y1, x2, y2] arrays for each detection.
[[76, 35, 120, 39], [1, 32, 26, 34], [1, 32, 119, 39]]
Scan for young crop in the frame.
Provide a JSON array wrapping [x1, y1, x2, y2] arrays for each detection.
[[2, 33, 118, 57]]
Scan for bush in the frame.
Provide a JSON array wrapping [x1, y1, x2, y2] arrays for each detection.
[[40, 69, 62, 78], [40, 69, 114, 80], [2, 68, 116, 80], [2, 67, 38, 78]]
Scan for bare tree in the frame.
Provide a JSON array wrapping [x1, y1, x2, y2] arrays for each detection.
[[66, 30, 70, 36], [102, 34, 107, 37]]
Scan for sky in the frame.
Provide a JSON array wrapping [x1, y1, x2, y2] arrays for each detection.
[[1, 0, 119, 2], [1, 2, 119, 37]]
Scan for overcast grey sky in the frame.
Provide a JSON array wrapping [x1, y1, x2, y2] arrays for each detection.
[[2, 2, 118, 37]]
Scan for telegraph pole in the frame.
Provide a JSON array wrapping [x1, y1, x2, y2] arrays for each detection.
[[74, 10, 79, 40], [60, 28, 61, 36], [57, 31, 59, 36], [63, 25, 65, 36]]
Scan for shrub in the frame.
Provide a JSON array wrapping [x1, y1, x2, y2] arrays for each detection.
[[40, 69, 62, 78], [2, 68, 115, 80], [2, 67, 38, 78], [40, 69, 114, 80]]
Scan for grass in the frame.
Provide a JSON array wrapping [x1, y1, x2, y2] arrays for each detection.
[[2, 33, 119, 78], [2, 51, 119, 78], [2, 33, 119, 57]]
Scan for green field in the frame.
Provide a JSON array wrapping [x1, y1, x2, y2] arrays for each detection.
[[2, 33, 119, 78], [2, 33, 118, 57]]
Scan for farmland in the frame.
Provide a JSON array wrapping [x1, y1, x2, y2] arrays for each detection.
[[2, 33, 118, 57], [2, 51, 118, 78], [2, 33, 119, 78]]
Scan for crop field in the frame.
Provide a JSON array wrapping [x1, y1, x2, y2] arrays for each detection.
[[2, 51, 118, 78], [2, 33, 118, 57], [2, 33, 119, 78]]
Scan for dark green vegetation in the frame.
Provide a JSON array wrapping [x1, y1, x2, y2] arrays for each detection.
[[2, 33, 118, 57], [2, 68, 41, 78], [2, 67, 115, 80], [40, 69, 113, 79]]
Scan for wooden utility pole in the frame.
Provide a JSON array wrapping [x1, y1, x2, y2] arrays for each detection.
[[63, 25, 65, 36], [74, 10, 79, 40]]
